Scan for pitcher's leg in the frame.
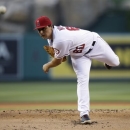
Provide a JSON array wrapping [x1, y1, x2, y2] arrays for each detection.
[[88, 35, 120, 67], [71, 56, 91, 117], [100, 37, 120, 66], [77, 74, 90, 117]]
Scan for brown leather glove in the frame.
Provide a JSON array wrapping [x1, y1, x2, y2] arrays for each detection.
[[43, 45, 67, 62]]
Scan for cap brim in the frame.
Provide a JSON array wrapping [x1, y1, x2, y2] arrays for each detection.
[[34, 25, 47, 30]]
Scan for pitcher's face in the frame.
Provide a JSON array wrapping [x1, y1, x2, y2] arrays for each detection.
[[38, 26, 53, 39]]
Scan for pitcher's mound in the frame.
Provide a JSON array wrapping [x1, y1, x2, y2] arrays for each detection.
[[0, 109, 130, 130]]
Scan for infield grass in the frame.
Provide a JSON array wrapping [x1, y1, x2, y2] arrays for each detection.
[[0, 81, 129, 103]]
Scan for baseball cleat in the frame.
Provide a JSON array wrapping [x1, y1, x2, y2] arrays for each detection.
[[104, 63, 112, 69], [81, 114, 92, 124]]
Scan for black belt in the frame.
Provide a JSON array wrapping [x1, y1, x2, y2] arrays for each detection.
[[85, 41, 96, 54]]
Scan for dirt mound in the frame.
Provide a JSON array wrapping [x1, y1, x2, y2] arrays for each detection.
[[0, 109, 130, 130]]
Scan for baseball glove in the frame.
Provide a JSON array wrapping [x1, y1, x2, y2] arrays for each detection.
[[43, 45, 67, 62]]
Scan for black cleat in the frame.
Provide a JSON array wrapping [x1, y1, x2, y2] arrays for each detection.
[[81, 114, 92, 124], [104, 63, 112, 69]]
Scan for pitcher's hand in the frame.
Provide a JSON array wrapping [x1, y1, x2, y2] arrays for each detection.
[[42, 63, 50, 73]]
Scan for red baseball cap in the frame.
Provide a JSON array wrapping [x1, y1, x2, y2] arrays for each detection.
[[34, 16, 52, 30]]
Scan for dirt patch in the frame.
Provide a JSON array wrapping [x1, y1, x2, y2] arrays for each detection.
[[0, 109, 130, 130]]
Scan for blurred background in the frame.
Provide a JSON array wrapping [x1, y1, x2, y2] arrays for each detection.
[[0, 0, 130, 110]]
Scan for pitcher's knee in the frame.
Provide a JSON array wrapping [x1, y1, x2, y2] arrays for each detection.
[[113, 56, 120, 66]]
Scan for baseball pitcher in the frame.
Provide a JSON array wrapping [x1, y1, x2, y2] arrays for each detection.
[[34, 16, 120, 124]]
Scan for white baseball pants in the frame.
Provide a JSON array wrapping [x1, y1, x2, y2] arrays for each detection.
[[71, 33, 120, 117]]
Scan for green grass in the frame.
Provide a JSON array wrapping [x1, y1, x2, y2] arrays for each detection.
[[0, 81, 129, 103], [89, 82, 130, 102]]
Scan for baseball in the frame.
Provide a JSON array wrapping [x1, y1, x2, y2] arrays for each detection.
[[0, 6, 6, 14]]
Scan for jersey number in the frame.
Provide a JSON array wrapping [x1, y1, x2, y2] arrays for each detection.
[[73, 44, 85, 53], [66, 27, 79, 31], [57, 26, 79, 31]]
